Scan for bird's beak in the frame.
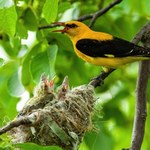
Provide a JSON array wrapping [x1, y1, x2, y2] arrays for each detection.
[[52, 22, 67, 33]]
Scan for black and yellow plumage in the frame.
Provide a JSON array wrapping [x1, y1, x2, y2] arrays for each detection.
[[53, 21, 150, 69]]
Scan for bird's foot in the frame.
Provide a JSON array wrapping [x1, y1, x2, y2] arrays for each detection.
[[89, 75, 104, 87], [89, 68, 115, 88]]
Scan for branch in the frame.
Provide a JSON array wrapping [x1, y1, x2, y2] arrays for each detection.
[[130, 22, 150, 150], [0, 115, 35, 135], [38, 24, 58, 30], [89, 68, 115, 88], [78, 0, 123, 27], [38, 0, 123, 30]]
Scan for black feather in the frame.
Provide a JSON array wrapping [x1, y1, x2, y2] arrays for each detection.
[[76, 37, 150, 58]]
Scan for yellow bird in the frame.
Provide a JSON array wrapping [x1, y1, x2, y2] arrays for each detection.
[[53, 21, 150, 71]]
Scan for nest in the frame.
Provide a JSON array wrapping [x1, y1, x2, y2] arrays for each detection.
[[9, 75, 95, 150]]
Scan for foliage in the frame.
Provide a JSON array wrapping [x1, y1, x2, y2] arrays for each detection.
[[0, 0, 150, 150]]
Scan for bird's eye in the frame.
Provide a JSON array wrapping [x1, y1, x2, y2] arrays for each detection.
[[66, 23, 78, 28]]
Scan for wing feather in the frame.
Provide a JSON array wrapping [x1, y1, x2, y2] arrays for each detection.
[[76, 37, 150, 58]]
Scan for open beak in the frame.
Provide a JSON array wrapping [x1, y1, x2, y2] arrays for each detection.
[[52, 22, 67, 33]]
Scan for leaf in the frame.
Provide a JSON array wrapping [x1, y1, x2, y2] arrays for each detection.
[[21, 43, 44, 86], [42, 0, 58, 23], [16, 20, 28, 39], [58, 2, 71, 13], [0, 58, 4, 67], [30, 44, 58, 83], [0, 0, 14, 8], [23, 7, 38, 31], [47, 33, 73, 51], [14, 143, 62, 150], [7, 70, 25, 97], [30, 51, 49, 83], [47, 44, 58, 78], [0, 61, 19, 118], [0, 6, 17, 37], [83, 126, 114, 150]]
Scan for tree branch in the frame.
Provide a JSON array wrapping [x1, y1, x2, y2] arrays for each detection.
[[78, 0, 123, 27], [38, 0, 123, 30], [130, 22, 150, 150], [38, 24, 58, 30], [0, 115, 35, 135], [89, 68, 115, 88]]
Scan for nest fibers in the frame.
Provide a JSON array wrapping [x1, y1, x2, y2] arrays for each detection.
[[9, 75, 96, 150]]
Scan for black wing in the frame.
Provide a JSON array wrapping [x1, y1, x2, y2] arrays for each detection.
[[76, 37, 150, 58]]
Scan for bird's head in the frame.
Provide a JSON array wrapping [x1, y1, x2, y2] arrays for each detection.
[[53, 21, 90, 38]]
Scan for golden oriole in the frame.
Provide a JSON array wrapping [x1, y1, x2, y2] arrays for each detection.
[[53, 21, 150, 70]]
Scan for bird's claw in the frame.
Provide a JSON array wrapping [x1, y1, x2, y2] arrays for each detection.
[[90, 75, 104, 87]]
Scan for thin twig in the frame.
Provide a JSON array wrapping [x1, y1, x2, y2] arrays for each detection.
[[130, 22, 150, 150], [89, 0, 122, 27], [89, 68, 115, 88], [78, 0, 123, 27], [0, 114, 36, 135], [38, 24, 58, 30], [39, 0, 123, 30]]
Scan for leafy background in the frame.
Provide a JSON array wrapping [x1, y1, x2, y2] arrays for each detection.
[[0, 0, 150, 150]]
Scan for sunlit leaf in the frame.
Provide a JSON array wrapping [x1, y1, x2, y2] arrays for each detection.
[[21, 43, 44, 86], [42, 0, 58, 23], [47, 44, 58, 78], [0, 0, 14, 8], [7, 70, 25, 97], [30, 44, 58, 83], [16, 20, 28, 39], [0, 6, 17, 37]]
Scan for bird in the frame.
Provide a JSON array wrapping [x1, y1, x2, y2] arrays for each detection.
[[53, 21, 150, 72]]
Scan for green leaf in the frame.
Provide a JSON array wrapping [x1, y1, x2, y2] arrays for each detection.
[[0, 6, 17, 37], [47, 33, 73, 51], [47, 44, 58, 78], [7, 71, 25, 97], [0, 61, 19, 118], [30, 51, 49, 83], [30, 44, 58, 83], [42, 0, 58, 23], [16, 20, 28, 39], [58, 2, 71, 13], [0, 58, 4, 66], [23, 7, 38, 31], [82, 125, 114, 150], [21, 43, 44, 86], [14, 143, 62, 150]]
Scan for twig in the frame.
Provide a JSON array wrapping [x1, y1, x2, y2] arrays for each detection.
[[39, 0, 123, 30], [89, 68, 115, 88], [0, 114, 37, 135], [78, 0, 123, 27], [130, 22, 150, 150], [38, 24, 58, 30]]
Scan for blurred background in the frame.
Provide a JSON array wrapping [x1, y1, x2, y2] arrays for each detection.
[[0, 0, 150, 149]]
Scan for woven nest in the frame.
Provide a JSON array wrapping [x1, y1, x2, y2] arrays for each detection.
[[10, 75, 95, 150]]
